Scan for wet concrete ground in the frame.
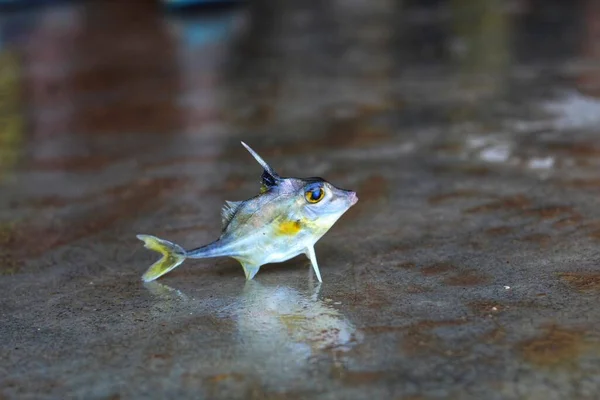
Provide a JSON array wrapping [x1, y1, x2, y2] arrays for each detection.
[[2, 0, 600, 398]]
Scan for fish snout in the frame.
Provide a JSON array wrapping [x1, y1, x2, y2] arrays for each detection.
[[348, 190, 358, 205]]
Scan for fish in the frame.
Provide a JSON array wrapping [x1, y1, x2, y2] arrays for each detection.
[[137, 142, 358, 283]]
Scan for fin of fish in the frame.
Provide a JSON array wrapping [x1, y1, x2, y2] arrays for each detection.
[[259, 172, 277, 194], [221, 200, 243, 228], [305, 246, 323, 283], [241, 262, 260, 280], [240, 141, 281, 193], [137, 234, 187, 282]]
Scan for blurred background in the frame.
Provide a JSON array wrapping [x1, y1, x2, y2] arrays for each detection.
[[0, 0, 597, 180], [3, 0, 600, 399]]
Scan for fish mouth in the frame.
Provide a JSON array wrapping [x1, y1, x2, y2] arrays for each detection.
[[348, 191, 358, 205]]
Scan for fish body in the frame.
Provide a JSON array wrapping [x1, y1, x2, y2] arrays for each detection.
[[137, 142, 358, 282]]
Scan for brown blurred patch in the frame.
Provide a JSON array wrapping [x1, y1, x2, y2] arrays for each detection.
[[481, 326, 507, 343], [77, 96, 188, 136], [68, 1, 183, 136], [571, 220, 600, 239], [467, 300, 507, 316], [561, 178, 600, 189], [401, 319, 469, 356], [428, 190, 486, 205], [484, 226, 514, 236], [461, 166, 492, 176], [432, 142, 463, 153], [469, 299, 544, 317], [397, 396, 427, 400], [430, 164, 491, 176], [163, 225, 210, 236], [355, 175, 389, 203], [0, 223, 18, 246], [363, 281, 394, 309], [341, 128, 394, 152], [405, 285, 432, 294], [465, 195, 531, 214], [523, 206, 575, 219], [27, 154, 125, 172], [330, 364, 387, 386], [168, 203, 203, 218], [0, 378, 64, 397], [342, 175, 389, 222], [444, 270, 489, 286], [205, 373, 245, 384], [16, 177, 192, 210], [420, 262, 457, 276], [142, 154, 220, 171], [546, 141, 600, 157], [0, 253, 20, 275], [182, 370, 243, 395], [360, 325, 404, 334], [323, 102, 398, 120], [148, 353, 170, 360], [0, 224, 22, 275], [521, 233, 552, 246], [243, 389, 307, 400], [409, 319, 468, 330], [219, 173, 252, 193], [559, 272, 600, 292], [553, 214, 583, 229], [518, 325, 589, 368], [387, 242, 414, 253], [230, 104, 392, 161], [362, 319, 468, 340], [14, 196, 70, 209], [231, 103, 274, 128], [396, 262, 416, 269], [4, 177, 191, 264]]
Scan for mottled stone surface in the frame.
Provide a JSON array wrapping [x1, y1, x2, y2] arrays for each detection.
[[2, 0, 600, 399]]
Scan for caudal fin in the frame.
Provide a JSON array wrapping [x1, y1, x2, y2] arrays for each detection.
[[137, 234, 187, 282]]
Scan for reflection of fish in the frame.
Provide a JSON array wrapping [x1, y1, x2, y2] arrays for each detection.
[[143, 281, 188, 302], [142, 279, 361, 386], [137, 142, 358, 282], [236, 281, 361, 354]]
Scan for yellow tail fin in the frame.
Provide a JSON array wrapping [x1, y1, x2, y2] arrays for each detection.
[[137, 234, 186, 282]]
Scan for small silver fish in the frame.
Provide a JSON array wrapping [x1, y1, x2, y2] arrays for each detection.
[[137, 142, 358, 282]]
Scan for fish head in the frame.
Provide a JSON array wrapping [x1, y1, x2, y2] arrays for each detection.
[[241, 141, 358, 235], [292, 177, 358, 229]]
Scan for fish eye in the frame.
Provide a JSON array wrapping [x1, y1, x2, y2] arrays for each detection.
[[305, 185, 325, 203]]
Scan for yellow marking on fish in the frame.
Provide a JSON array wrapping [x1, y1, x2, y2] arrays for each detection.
[[142, 237, 170, 255], [276, 219, 302, 236], [137, 235, 186, 282]]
